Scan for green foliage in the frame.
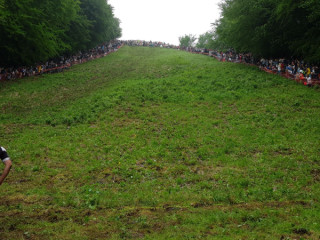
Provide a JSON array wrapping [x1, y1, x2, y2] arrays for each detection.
[[0, 0, 121, 66], [80, 0, 121, 49], [212, 0, 320, 63], [196, 31, 214, 49], [0, 0, 67, 65], [1, 47, 320, 239], [179, 34, 197, 48]]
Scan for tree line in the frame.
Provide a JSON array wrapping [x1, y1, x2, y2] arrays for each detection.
[[0, 0, 121, 67], [180, 0, 320, 63]]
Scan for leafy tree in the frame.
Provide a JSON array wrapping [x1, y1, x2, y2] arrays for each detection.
[[80, 0, 121, 48], [196, 32, 214, 49], [212, 0, 320, 63], [65, 13, 92, 53], [285, 0, 320, 62], [213, 0, 278, 56], [0, 0, 81, 66], [0, 0, 121, 67], [179, 34, 197, 48], [39, 0, 87, 54]]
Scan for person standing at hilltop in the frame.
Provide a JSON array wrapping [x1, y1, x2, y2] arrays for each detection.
[[0, 146, 12, 186]]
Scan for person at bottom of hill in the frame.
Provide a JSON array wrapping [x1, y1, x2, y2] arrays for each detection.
[[0, 146, 12, 186]]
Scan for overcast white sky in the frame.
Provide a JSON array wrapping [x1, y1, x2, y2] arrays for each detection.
[[108, 0, 222, 45]]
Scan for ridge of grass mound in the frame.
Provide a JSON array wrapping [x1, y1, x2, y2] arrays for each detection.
[[0, 46, 319, 239]]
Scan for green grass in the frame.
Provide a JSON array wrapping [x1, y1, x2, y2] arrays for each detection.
[[0, 46, 320, 239]]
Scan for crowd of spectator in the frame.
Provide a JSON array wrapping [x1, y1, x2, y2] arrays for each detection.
[[122, 40, 179, 49], [205, 50, 320, 86], [137, 42, 320, 87], [152, 43, 320, 86], [258, 58, 319, 86], [2, 39, 319, 87], [0, 41, 122, 81]]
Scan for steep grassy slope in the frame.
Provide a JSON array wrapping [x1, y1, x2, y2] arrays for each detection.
[[0, 46, 319, 239]]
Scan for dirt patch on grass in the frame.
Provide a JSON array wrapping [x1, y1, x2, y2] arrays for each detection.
[[0, 194, 52, 206], [310, 169, 320, 182], [200, 200, 312, 211]]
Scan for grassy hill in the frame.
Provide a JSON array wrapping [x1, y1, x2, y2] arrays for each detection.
[[0, 46, 319, 239]]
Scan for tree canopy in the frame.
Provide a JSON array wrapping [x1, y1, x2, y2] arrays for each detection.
[[196, 32, 214, 49], [0, 0, 121, 67], [179, 34, 197, 48], [210, 0, 320, 63]]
